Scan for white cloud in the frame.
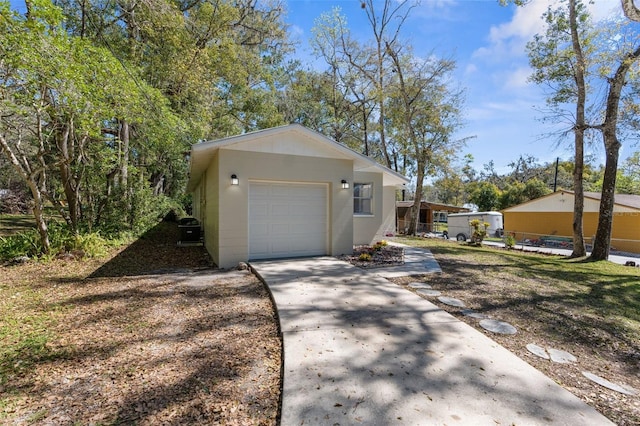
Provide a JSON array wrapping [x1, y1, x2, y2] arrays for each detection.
[[411, 0, 458, 20], [473, 0, 624, 63], [470, 0, 623, 93], [466, 98, 536, 121], [465, 63, 478, 75], [504, 66, 532, 89], [588, 1, 623, 21], [473, 0, 550, 61], [289, 24, 304, 39], [488, 1, 550, 43], [412, 0, 456, 9]]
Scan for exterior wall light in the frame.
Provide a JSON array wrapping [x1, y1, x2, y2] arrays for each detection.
[[341, 179, 349, 189], [231, 174, 239, 185]]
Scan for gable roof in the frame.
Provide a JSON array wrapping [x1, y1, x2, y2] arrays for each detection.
[[502, 189, 640, 212], [187, 124, 409, 192], [584, 191, 640, 209]]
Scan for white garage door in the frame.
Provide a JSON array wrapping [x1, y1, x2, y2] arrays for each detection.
[[249, 182, 328, 260]]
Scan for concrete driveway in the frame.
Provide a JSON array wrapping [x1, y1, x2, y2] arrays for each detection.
[[250, 254, 613, 425]]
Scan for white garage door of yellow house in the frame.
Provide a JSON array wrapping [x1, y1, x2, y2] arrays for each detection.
[[249, 181, 328, 260]]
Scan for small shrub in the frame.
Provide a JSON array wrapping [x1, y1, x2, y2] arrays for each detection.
[[372, 240, 388, 251], [469, 219, 490, 246], [0, 229, 41, 260], [358, 252, 372, 261], [71, 232, 111, 258], [505, 233, 516, 249], [0, 222, 114, 261]]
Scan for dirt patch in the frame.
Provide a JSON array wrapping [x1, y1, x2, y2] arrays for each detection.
[[1, 222, 281, 425]]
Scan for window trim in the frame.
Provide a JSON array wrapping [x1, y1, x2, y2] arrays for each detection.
[[353, 182, 374, 216]]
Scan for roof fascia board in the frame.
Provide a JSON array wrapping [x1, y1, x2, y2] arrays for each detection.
[[188, 124, 409, 190]]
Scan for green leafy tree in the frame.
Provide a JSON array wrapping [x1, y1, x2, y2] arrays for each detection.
[[592, 151, 640, 194], [385, 45, 466, 235], [467, 181, 501, 211], [348, 0, 414, 169], [589, 20, 640, 259], [0, 0, 184, 253], [527, 0, 594, 257], [309, 8, 364, 148], [498, 178, 551, 209], [617, 152, 640, 194]]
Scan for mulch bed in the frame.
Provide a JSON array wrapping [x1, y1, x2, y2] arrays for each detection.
[[340, 244, 404, 268]]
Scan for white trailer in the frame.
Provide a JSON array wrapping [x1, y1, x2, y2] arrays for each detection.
[[445, 211, 503, 241]]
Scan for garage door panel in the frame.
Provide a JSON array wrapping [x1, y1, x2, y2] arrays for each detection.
[[249, 182, 328, 260], [271, 185, 292, 197], [250, 183, 271, 197], [249, 202, 269, 219], [271, 223, 289, 234], [271, 205, 290, 216], [291, 223, 323, 234], [290, 204, 319, 216], [251, 223, 269, 237], [250, 240, 270, 257]]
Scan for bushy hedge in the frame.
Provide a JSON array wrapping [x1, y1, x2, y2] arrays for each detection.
[[0, 222, 116, 261], [0, 193, 186, 262]]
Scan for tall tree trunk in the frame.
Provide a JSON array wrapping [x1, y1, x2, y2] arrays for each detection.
[[571, 127, 586, 257], [119, 120, 130, 189], [407, 161, 425, 236], [118, 120, 133, 220], [589, 44, 640, 260], [57, 120, 80, 232], [362, 106, 369, 156], [361, 0, 410, 170], [30, 183, 50, 255], [569, 0, 586, 257], [621, 0, 640, 21], [590, 133, 620, 260], [0, 133, 51, 254], [377, 58, 392, 169]]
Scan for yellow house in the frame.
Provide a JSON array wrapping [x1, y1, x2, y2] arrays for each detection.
[[186, 124, 409, 268], [502, 190, 640, 254]]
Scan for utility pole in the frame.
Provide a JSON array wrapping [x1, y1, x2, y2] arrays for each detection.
[[553, 157, 559, 192]]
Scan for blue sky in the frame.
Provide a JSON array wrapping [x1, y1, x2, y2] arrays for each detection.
[[284, 0, 630, 174], [7, 0, 632, 174]]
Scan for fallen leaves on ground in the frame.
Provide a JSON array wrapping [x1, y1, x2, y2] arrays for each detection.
[[1, 221, 281, 425]]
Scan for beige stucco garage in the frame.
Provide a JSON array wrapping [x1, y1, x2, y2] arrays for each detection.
[[186, 124, 408, 268]]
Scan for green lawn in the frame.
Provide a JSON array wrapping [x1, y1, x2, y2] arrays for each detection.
[[395, 236, 639, 424], [397, 236, 639, 337]]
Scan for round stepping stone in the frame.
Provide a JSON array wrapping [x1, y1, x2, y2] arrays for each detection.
[[582, 371, 637, 396], [416, 289, 441, 297], [479, 319, 517, 335], [408, 282, 432, 290], [548, 348, 577, 364], [437, 296, 465, 308], [526, 343, 550, 360], [461, 309, 489, 319]]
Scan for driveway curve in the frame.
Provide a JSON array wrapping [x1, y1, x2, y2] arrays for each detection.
[[251, 254, 613, 425]]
